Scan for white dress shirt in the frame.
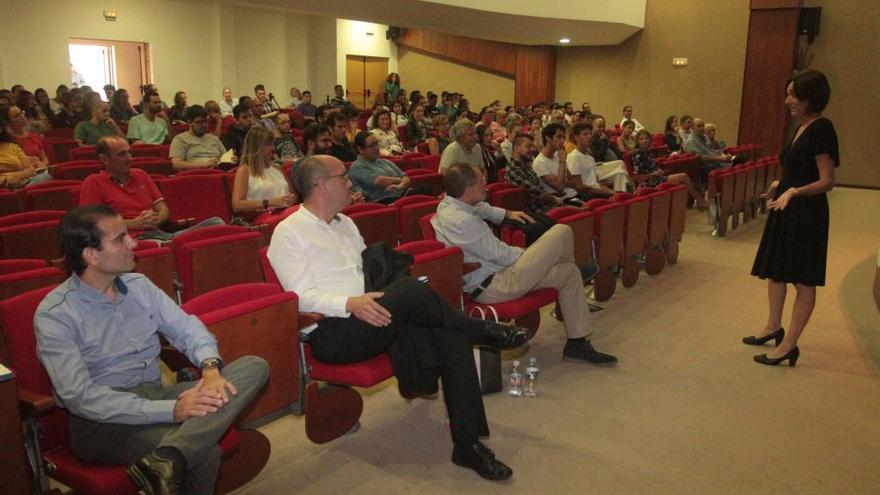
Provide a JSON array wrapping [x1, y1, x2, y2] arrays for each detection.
[[533, 151, 578, 198], [267, 206, 366, 317]]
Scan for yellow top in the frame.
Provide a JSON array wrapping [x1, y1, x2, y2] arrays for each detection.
[[0, 142, 29, 175]]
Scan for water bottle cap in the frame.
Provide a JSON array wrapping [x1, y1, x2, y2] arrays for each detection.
[[529, 357, 537, 364], [512, 360, 520, 366]]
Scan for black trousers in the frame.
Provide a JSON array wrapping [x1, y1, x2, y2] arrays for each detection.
[[309, 277, 489, 444]]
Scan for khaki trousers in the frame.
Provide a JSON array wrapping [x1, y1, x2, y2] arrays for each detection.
[[475, 224, 591, 339], [597, 160, 631, 192]]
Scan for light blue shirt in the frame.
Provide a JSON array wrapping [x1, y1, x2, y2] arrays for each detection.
[[349, 157, 407, 203], [34, 273, 220, 424], [431, 195, 522, 292]]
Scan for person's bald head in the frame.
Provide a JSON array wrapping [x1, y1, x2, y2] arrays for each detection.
[[693, 118, 706, 136], [295, 154, 351, 211], [96, 136, 131, 178]]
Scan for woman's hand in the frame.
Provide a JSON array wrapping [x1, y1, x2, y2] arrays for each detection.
[[767, 187, 797, 211], [760, 181, 779, 200], [269, 194, 296, 208]]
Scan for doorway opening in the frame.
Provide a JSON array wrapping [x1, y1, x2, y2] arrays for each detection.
[[345, 55, 389, 110], [68, 38, 151, 101]]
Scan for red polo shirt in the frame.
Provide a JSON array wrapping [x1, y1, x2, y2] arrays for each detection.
[[79, 169, 164, 223]]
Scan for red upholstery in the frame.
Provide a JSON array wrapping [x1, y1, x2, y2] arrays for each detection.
[[392, 195, 440, 243], [417, 154, 441, 172], [51, 161, 103, 181], [132, 157, 174, 176], [397, 125, 407, 142], [175, 230, 264, 301], [418, 212, 437, 241], [464, 287, 558, 322], [43, 137, 79, 164], [488, 185, 529, 212], [43, 128, 75, 139], [182, 282, 283, 315], [0, 266, 63, 299], [170, 225, 249, 263], [305, 345, 393, 387], [342, 203, 399, 246], [258, 246, 279, 285], [68, 147, 97, 161], [0, 219, 62, 260], [0, 287, 239, 495], [0, 258, 47, 273], [584, 199, 624, 301], [132, 247, 175, 299], [157, 174, 233, 224], [0, 209, 66, 227], [172, 168, 226, 176], [652, 133, 666, 147], [23, 181, 81, 211], [130, 144, 163, 158], [405, 169, 444, 196], [0, 189, 23, 217]]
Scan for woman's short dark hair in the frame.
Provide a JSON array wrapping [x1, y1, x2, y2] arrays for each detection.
[[788, 69, 830, 113], [370, 109, 391, 130], [61, 205, 120, 275], [186, 105, 207, 122], [475, 123, 490, 143]]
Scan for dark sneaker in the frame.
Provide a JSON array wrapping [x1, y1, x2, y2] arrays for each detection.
[[563, 340, 618, 366], [127, 447, 187, 495]]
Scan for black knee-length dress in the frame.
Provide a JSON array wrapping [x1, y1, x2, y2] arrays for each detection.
[[751, 117, 839, 287]]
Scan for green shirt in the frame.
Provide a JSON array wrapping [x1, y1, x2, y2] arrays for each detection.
[[74, 121, 118, 145], [127, 114, 169, 145]]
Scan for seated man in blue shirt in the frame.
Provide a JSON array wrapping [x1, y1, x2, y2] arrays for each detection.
[[34, 205, 269, 495], [432, 163, 617, 365], [349, 131, 413, 204]]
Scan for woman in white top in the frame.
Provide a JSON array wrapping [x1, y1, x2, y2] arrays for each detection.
[[389, 100, 408, 128], [369, 108, 405, 156], [232, 126, 297, 215]]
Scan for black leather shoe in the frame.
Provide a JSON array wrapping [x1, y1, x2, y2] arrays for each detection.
[[742, 328, 785, 346], [754, 346, 799, 367], [127, 447, 187, 495], [481, 322, 529, 350], [452, 441, 513, 481], [563, 339, 618, 366]]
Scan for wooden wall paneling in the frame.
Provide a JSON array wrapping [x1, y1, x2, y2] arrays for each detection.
[[737, 7, 800, 155], [750, 0, 802, 9], [514, 45, 556, 107], [398, 29, 515, 76]]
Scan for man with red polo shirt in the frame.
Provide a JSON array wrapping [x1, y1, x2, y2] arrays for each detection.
[[79, 136, 224, 241]]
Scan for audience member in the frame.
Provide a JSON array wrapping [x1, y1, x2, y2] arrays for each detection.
[[664, 115, 683, 152], [203, 100, 225, 137], [619, 105, 645, 131], [15, 90, 49, 134], [127, 92, 174, 145], [439, 119, 482, 172], [102, 84, 115, 102], [222, 102, 255, 161], [590, 117, 618, 162], [296, 90, 317, 119], [505, 133, 562, 214], [532, 123, 580, 204], [272, 112, 302, 161], [432, 163, 618, 364], [326, 113, 357, 162], [389, 100, 408, 128], [632, 129, 706, 207], [169, 91, 189, 123], [349, 131, 413, 204], [384, 73, 402, 103], [288, 87, 302, 108], [110, 88, 138, 124], [254, 84, 279, 114], [269, 155, 523, 481], [8, 104, 49, 168], [428, 114, 452, 156], [35, 204, 268, 495], [80, 136, 224, 241], [679, 114, 694, 144], [74, 100, 126, 146], [405, 103, 428, 145], [369, 109, 405, 156], [51, 89, 87, 128], [169, 105, 227, 170], [34, 88, 54, 119], [566, 122, 629, 197], [683, 117, 734, 175], [615, 119, 637, 155], [705, 123, 726, 151], [231, 126, 297, 216], [476, 123, 505, 183], [499, 116, 521, 163], [50, 84, 68, 114], [0, 105, 50, 187], [424, 92, 439, 116], [330, 85, 347, 106], [219, 87, 237, 117]]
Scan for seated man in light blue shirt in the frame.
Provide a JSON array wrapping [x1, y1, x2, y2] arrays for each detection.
[[431, 163, 617, 365], [34, 205, 269, 495], [348, 131, 413, 204]]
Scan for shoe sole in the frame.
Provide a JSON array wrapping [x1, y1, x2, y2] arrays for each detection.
[[126, 465, 157, 495], [451, 456, 513, 481], [562, 356, 619, 367]]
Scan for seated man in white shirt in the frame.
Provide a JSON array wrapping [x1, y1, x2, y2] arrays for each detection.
[[531, 123, 581, 204], [618, 105, 645, 132], [566, 122, 630, 196], [268, 155, 528, 481], [432, 163, 617, 365], [439, 119, 483, 173]]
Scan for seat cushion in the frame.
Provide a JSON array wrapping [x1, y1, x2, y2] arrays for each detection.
[[304, 345, 394, 388], [464, 287, 558, 319]]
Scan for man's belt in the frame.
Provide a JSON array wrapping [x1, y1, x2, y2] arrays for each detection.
[[469, 274, 495, 299]]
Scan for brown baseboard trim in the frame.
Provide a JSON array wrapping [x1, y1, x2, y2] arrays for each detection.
[[836, 183, 880, 191]]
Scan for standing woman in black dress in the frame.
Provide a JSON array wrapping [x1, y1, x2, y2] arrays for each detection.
[[746, 70, 839, 367]]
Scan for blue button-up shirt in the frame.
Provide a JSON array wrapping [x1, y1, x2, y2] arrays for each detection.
[[34, 273, 220, 424], [431, 195, 523, 292]]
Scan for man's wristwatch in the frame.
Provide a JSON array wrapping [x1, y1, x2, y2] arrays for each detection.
[[200, 357, 222, 372], [262, 199, 270, 210]]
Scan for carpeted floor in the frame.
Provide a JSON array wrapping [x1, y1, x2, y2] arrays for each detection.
[[234, 187, 880, 495]]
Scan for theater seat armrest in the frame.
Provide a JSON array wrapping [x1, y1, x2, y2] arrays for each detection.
[[18, 389, 55, 417], [463, 262, 481, 274]]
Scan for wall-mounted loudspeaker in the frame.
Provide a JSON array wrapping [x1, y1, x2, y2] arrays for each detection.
[[799, 7, 822, 43], [386, 26, 401, 41]]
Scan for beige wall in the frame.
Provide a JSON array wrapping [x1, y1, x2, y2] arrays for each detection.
[[804, 0, 880, 187], [556, 0, 749, 143], [397, 47, 515, 109]]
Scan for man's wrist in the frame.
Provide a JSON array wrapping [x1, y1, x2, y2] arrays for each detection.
[[200, 357, 223, 372]]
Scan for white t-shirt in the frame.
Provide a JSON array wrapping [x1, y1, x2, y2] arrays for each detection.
[[566, 148, 599, 188], [532, 151, 564, 194], [439, 141, 483, 172]]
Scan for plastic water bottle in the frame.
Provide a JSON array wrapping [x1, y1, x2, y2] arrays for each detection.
[[508, 360, 523, 397], [524, 357, 539, 398]]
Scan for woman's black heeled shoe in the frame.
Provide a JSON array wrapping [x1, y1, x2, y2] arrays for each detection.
[[754, 346, 799, 367], [742, 328, 785, 346]]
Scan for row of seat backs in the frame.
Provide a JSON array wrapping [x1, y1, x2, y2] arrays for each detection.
[[708, 156, 780, 217]]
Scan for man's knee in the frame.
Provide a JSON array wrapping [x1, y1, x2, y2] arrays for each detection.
[[228, 355, 270, 388]]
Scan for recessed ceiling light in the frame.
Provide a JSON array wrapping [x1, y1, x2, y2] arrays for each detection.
[[559, 38, 571, 44]]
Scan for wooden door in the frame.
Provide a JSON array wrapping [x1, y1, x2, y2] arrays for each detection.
[[345, 55, 388, 109]]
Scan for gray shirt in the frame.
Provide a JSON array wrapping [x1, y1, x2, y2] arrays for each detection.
[[431, 195, 521, 292], [684, 134, 722, 160], [439, 141, 483, 172], [34, 273, 220, 424], [169, 131, 226, 164], [349, 157, 406, 203]]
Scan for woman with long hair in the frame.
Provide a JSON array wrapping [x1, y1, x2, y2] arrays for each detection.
[[369, 108, 405, 156], [631, 129, 706, 208], [747, 70, 839, 367], [664, 115, 682, 152], [405, 103, 428, 146], [0, 104, 51, 187], [428, 114, 451, 156], [15, 90, 49, 134], [34, 88, 54, 120], [231, 126, 297, 216], [389, 100, 408, 128], [384, 72, 401, 103], [110, 88, 138, 124], [169, 91, 189, 123], [7, 104, 49, 168]]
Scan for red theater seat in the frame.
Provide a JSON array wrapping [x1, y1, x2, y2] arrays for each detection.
[[633, 187, 670, 275], [0, 211, 65, 261], [584, 199, 624, 301], [157, 174, 233, 225], [22, 180, 81, 211], [342, 203, 399, 247], [392, 195, 440, 243], [173, 226, 264, 302], [610, 192, 650, 287]]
